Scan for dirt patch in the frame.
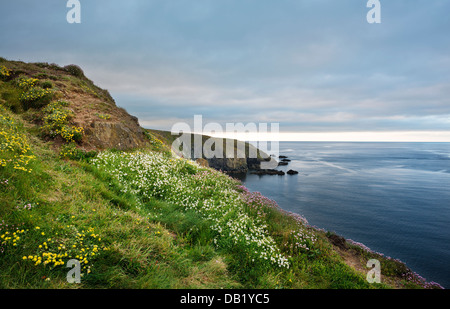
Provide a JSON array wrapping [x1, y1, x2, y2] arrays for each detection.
[[331, 242, 404, 289]]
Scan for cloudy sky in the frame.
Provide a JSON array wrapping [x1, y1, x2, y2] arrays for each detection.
[[1, 0, 449, 141]]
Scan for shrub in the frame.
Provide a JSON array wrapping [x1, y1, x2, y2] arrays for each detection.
[[19, 87, 53, 109], [59, 143, 97, 161], [35, 73, 58, 81], [43, 108, 73, 134], [59, 125, 84, 143], [145, 132, 165, 151], [41, 81, 53, 89], [15, 77, 39, 90], [34, 62, 64, 72], [41, 100, 84, 143], [0, 65, 12, 81], [64, 64, 84, 78], [0, 106, 35, 173]]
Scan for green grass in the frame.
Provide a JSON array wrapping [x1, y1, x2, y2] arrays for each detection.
[[1, 58, 439, 290], [0, 80, 22, 113], [0, 126, 377, 289], [1, 106, 371, 289], [0, 121, 237, 288]]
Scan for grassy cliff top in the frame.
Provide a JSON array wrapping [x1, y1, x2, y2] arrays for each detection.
[[0, 57, 442, 289]]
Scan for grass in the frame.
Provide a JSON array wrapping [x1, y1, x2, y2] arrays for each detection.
[[0, 127, 236, 288], [0, 58, 442, 290], [0, 117, 387, 289], [1, 105, 371, 289]]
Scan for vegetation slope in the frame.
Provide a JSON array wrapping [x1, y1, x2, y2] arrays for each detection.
[[0, 57, 442, 289]]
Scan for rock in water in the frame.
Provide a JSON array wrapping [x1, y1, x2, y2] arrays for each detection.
[[250, 169, 285, 176]]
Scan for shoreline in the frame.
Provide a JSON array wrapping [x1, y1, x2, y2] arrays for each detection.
[[233, 154, 445, 289]]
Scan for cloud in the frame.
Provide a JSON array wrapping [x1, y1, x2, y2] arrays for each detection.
[[1, 0, 449, 139]]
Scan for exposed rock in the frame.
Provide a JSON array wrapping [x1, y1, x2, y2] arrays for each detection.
[[250, 169, 285, 176], [169, 132, 273, 174], [196, 158, 209, 168], [207, 157, 248, 174], [287, 169, 299, 175], [281, 159, 291, 162], [279, 155, 288, 159], [278, 161, 289, 166], [327, 234, 348, 250], [247, 157, 264, 170], [84, 121, 147, 151]]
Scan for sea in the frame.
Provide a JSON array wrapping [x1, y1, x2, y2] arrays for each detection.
[[237, 142, 450, 288]]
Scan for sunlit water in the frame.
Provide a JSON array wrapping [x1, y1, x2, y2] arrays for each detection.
[[237, 142, 450, 288]]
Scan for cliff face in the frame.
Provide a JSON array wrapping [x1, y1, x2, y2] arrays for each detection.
[[0, 59, 148, 151], [147, 130, 272, 174], [53, 65, 148, 151], [84, 121, 147, 151], [205, 147, 274, 174], [206, 157, 248, 173]]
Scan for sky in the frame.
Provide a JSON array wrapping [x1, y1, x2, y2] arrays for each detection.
[[1, 0, 449, 141]]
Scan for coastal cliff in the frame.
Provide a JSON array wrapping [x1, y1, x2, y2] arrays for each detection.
[[0, 57, 442, 289], [146, 129, 274, 174]]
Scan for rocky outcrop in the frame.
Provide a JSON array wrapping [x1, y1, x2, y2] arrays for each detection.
[[207, 150, 277, 174], [84, 121, 148, 151], [327, 234, 348, 250], [250, 169, 285, 176], [206, 157, 248, 174], [249, 155, 300, 176], [170, 133, 275, 174]]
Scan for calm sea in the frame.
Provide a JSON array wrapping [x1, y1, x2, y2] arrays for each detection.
[[238, 142, 450, 288]]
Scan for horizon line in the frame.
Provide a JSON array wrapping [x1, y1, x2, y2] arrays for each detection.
[[206, 131, 450, 143], [146, 125, 450, 142]]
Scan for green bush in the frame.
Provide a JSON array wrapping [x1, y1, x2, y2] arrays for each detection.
[[64, 64, 84, 78], [59, 143, 97, 161], [15, 76, 39, 90], [34, 62, 64, 72], [19, 87, 53, 109], [41, 81, 53, 89], [0, 106, 35, 172], [0, 65, 12, 81], [35, 73, 58, 81], [41, 100, 84, 143], [59, 125, 84, 143]]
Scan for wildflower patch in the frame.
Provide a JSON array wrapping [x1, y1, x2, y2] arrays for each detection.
[[16, 77, 39, 90], [19, 87, 53, 107], [0, 106, 35, 172], [42, 100, 84, 143], [22, 225, 109, 275], [0, 221, 27, 253], [0, 65, 11, 80], [92, 151, 290, 269]]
